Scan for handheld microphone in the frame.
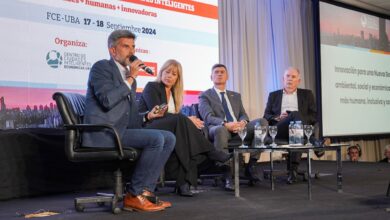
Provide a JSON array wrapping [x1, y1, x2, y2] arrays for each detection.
[[129, 55, 154, 75]]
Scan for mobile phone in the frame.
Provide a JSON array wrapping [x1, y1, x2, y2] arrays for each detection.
[[286, 110, 291, 114], [158, 103, 167, 109], [154, 103, 167, 114]]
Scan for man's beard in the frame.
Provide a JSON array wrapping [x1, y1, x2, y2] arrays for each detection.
[[117, 57, 130, 67]]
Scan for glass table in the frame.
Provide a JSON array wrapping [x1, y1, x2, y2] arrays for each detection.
[[230, 143, 350, 200]]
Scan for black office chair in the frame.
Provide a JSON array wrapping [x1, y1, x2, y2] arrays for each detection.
[[53, 92, 139, 214]]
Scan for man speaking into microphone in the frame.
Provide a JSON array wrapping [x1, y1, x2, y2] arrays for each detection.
[[82, 29, 175, 212]]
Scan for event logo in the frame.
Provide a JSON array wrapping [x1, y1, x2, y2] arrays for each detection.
[[63, 52, 92, 70], [46, 50, 63, 68], [45, 50, 92, 70]]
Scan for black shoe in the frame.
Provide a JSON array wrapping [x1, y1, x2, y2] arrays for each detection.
[[287, 170, 297, 184], [264, 136, 273, 145], [313, 139, 325, 158], [245, 160, 263, 181], [222, 166, 235, 191], [207, 150, 232, 163], [314, 150, 325, 158], [176, 183, 193, 197], [313, 138, 326, 148], [223, 176, 235, 191]]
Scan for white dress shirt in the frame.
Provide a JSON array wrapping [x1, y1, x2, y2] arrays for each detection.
[[114, 60, 131, 90], [167, 92, 176, 113], [281, 89, 298, 113], [213, 87, 237, 122]]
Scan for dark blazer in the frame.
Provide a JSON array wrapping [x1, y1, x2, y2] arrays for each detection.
[[82, 59, 142, 148], [138, 81, 173, 113], [263, 88, 317, 125], [199, 88, 249, 129]]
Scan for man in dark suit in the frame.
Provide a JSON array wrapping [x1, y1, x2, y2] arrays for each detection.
[[199, 63, 268, 181], [82, 30, 175, 212], [263, 67, 317, 184]]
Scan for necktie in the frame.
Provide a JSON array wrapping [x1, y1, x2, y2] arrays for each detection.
[[220, 92, 234, 122]]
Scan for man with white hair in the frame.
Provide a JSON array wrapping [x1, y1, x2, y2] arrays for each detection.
[[380, 145, 390, 163], [263, 67, 317, 184]]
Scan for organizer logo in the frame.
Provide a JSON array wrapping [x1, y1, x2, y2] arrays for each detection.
[[46, 50, 63, 68]]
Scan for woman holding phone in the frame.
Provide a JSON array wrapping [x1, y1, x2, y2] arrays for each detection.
[[139, 59, 231, 196]]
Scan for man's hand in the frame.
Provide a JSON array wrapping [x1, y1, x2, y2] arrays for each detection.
[[238, 120, 247, 128], [280, 111, 289, 119], [126, 59, 143, 84], [147, 105, 167, 120], [224, 122, 242, 133], [275, 112, 289, 121], [188, 116, 204, 129]]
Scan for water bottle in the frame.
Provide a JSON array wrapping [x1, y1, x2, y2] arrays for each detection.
[[254, 122, 261, 148], [295, 121, 304, 145], [288, 121, 295, 145]]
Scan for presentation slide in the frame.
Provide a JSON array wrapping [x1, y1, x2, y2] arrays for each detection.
[[0, 0, 218, 129], [320, 1, 390, 136]]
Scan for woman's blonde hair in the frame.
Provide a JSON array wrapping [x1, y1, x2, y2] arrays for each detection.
[[156, 59, 183, 113]]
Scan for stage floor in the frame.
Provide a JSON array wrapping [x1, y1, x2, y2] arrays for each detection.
[[0, 161, 389, 220]]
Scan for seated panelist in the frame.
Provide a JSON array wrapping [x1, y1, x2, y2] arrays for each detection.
[[82, 30, 175, 212], [138, 59, 233, 196], [263, 67, 317, 184], [199, 63, 268, 181]]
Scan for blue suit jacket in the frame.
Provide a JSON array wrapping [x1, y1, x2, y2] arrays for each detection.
[[82, 59, 142, 148], [263, 88, 317, 125], [198, 88, 249, 130]]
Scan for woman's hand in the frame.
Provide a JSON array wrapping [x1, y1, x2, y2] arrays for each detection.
[[188, 116, 204, 129], [147, 105, 167, 120]]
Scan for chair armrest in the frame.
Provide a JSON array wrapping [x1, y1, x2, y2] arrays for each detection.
[[64, 124, 125, 159]]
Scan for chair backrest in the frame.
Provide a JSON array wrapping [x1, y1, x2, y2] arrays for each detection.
[[53, 92, 86, 161], [53, 92, 139, 162], [53, 92, 86, 125], [180, 104, 201, 118], [191, 103, 203, 119]]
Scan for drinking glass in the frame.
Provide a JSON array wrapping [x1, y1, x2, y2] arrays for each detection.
[[304, 125, 314, 146], [268, 126, 278, 147], [260, 126, 268, 148], [238, 126, 247, 148]]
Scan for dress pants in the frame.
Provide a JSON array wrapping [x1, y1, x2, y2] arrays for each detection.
[[272, 111, 305, 170], [121, 129, 175, 195], [208, 118, 268, 159]]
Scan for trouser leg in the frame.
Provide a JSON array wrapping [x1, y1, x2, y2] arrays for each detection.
[[122, 129, 175, 195]]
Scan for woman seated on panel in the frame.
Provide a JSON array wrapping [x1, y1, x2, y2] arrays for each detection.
[[138, 59, 231, 197]]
